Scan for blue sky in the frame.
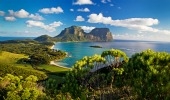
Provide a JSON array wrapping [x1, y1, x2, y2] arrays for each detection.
[[0, 0, 170, 41]]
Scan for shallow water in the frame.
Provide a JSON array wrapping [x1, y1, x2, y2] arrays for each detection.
[[54, 40, 170, 67]]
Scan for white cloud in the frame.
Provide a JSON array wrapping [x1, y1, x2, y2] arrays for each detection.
[[0, 11, 5, 16], [77, 8, 90, 12], [26, 20, 63, 32], [101, 0, 111, 3], [9, 9, 29, 18], [88, 13, 113, 24], [49, 21, 63, 27], [29, 13, 44, 20], [81, 26, 95, 32], [101, 0, 107, 3], [118, 7, 121, 9], [70, 9, 74, 12], [74, 16, 85, 21], [110, 4, 114, 6], [39, 7, 63, 14], [73, 0, 94, 5], [8, 9, 44, 20], [88, 13, 170, 35], [5, 16, 16, 21]]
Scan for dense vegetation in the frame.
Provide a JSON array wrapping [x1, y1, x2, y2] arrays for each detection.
[[59, 49, 170, 99], [0, 74, 45, 100], [0, 40, 66, 67], [0, 51, 47, 80], [0, 39, 169, 99], [124, 49, 170, 99]]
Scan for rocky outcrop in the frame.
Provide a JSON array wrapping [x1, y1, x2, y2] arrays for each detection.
[[55, 26, 113, 42], [86, 28, 113, 41], [35, 26, 113, 42], [55, 26, 86, 41]]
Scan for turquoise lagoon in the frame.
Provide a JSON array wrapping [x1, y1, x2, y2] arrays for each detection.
[[54, 40, 170, 67]]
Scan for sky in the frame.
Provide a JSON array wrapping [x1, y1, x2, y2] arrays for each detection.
[[0, 0, 170, 41]]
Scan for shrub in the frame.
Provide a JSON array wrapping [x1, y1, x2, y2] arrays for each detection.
[[0, 64, 47, 81]]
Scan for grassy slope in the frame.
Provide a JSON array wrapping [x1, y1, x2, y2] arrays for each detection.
[[0, 51, 30, 66], [38, 65, 69, 72], [0, 51, 69, 72]]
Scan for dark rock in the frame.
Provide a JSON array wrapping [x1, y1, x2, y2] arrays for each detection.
[[55, 26, 113, 42], [55, 26, 86, 41], [88, 28, 113, 41], [35, 26, 113, 42]]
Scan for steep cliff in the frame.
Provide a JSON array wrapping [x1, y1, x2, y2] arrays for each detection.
[[55, 26, 86, 41], [55, 26, 113, 41], [86, 28, 113, 41], [35, 26, 113, 42]]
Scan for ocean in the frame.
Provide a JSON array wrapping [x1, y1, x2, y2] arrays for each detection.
[[0, 37, 35, 41], [54, 40, 170, 67]]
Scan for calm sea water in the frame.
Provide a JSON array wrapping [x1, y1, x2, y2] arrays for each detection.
[[0, 37, 35, 41], [54, 40, 170, 67]]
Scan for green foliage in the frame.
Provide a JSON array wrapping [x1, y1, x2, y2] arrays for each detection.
[[37, 64, 69, 72], [101, 49, 129, 64], [28, 55, 50, 67], [0, 74, 45, 100], [62, 49, 129, 99], [0, 64, 47, 81], [124, 49, 170, 99], [0, 51, 47, 81], [0, 41, 66, 66], [34, 35, 56, 42], [0, 51, 28, 65], [55, 92, 73, 100]]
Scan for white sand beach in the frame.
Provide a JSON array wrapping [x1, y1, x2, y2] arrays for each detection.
[[49, 43, 71, 69], [50, 45, 55, 49], [50, 61, 71, 69]]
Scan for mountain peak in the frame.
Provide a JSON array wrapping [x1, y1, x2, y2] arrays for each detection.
[[35, 26, 113, 42]]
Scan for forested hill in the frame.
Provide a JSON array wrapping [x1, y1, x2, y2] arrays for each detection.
[[34, 26, 113, 42]]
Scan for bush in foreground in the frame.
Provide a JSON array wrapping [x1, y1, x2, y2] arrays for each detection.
[[124, 49, 170, 99], [0, 74, 45, 100], [0, 64, 47, 81]]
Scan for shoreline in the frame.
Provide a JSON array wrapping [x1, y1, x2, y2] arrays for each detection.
[[50, 61, 71, 69], [50, 43, 55, 49], [49, 43, 71, 69]]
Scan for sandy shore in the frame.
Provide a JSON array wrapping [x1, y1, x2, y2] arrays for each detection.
[[50, 61, 71, 69], [50, 44, 55, 49], [49, 43, 71, 69]]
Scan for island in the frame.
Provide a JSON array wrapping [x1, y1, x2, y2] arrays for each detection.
[[34, 25, 113, 42], [89, 45, 102, 48]]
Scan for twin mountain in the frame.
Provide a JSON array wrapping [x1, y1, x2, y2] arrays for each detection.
[[35, 26, 113, 42]]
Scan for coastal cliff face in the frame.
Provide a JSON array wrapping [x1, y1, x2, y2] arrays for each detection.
[[35, 26, 113, 42], [55, 26, 113, 42], [57, 26, 85, 37], [86, 28, 113, 41], [55, 26, 86, 41]]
